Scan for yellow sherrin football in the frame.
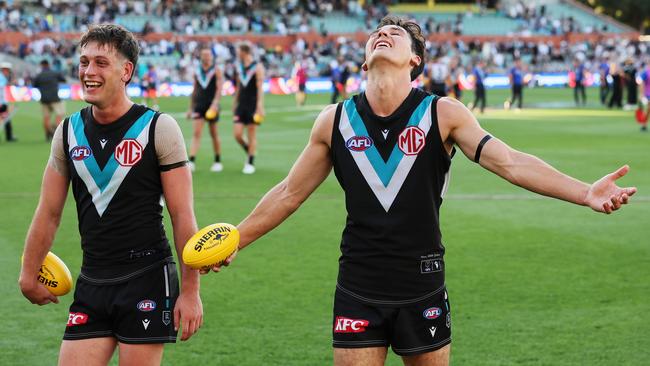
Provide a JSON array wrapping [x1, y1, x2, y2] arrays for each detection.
[[205, 107, 218, 120], [28, 251, 73, 296], [183, 223, 240, 270]]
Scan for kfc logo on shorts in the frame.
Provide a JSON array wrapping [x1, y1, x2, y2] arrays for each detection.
[[67, 312, 89, 326], [398, 126, 426, 155], [346, 136, 373, 152], [137, 300, 157, 312], [423, 307, 442, 320], [114, 139, 142, 166], [70, 146, 92, 161], [334, 316, 369, 333]]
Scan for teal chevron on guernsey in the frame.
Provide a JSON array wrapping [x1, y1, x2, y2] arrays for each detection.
[[339, 95, 434, 212], [67, 110, 155, 217]]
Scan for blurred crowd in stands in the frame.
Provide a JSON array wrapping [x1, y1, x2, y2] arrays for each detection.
[[0, 0, 648, 111]]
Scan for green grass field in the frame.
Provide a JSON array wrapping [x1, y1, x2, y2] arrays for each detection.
[[1, 87, 648, 365]]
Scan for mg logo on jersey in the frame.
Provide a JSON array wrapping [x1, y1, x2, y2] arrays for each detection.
[[137, 300, 157, 312], [346, 136, 373, 152], [70, 146, 92, 161], [67, 312, 89, 326], [423, 307, 442, 319], [115, 139, 143, 166], [398, 126, 426, 155], [334, 316, 369, 333]]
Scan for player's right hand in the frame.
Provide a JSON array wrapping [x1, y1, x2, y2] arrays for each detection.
[[19, 277, 59, 305], [199, 249, 238, 275]]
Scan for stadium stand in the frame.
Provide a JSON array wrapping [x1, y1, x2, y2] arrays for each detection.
[[0, 0, 643, 89]]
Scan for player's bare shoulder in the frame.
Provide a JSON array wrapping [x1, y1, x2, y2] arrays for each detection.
[[435, 96, 479, 141], [311, 104, 338, 147]]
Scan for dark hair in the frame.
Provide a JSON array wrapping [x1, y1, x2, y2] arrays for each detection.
[[238, 42, 252, 54], [40, 59, 49, 66], [376, 15, 426, 81], [79, 24, 140, 84]]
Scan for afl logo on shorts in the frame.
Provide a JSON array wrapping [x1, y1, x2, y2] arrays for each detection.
[[346, 136, 373, 152], [115, 139, 143, 167], [137, 300, 157, 312], [423, 307, 442, 319], [398, 126, 426, 155], [70, 146, 92, 161]]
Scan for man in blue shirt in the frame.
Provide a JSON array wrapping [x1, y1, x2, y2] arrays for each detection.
[[506, 58, 523, 110], [573, 58, 586, 106], [599, 58, 610, 105], [470, 59, 486, 113]]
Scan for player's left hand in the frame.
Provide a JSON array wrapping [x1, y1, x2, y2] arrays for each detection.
[[174, 289, 203, 341], [256, 106, 265, 117], [585, 165, 637, 214]]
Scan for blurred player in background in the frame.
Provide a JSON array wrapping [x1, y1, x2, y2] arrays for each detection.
[[448, 56, 463, 101], [638, 62, 650, 131], [0, 62, 17, 142], [209, 15, 636, 366], [470, 59, 487, 113], [506, 58, 524, 110], [599, 56, 611, 105], [33, 59, 66, 141], [294, 60, 308, 107], [623, 58, 637, 108], [142, 63, 159, 110], [19, 24, 202, 365], [573, 58, 586, 106], [188, 47, 224, 173], [427, 54, 448, 96], [233, 42, 265, 174]]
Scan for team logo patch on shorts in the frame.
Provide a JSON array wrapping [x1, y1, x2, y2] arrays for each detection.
[[137, 299, 157, 312], [334, 316, 369, 333], [162, 310, 171, 325], [67, 312, 89, 326], [423, 307, 442, 320], [70, 146, 92, 161], [346, 136, 373, 152]]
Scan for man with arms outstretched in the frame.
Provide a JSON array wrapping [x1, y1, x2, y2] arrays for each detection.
[[214, 16, 636, 365]]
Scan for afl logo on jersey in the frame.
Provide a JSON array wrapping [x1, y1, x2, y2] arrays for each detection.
[[115, 139, 143, 167], [346, 136, 373, 152], [70, 146, 92, 161], [398, 126, 426, 155]]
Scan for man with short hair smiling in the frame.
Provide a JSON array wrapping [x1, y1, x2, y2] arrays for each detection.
[[19, 24, 202, 365]]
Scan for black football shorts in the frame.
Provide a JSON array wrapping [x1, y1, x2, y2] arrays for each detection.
[[63, 261, 179, 344], [332, 286, 452, 356]]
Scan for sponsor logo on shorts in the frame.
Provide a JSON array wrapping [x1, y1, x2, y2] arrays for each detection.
[[423, 307, 442, 320], [346, 136, 373, 152], [70, 146, 92, 161], [446, 313, 451, 328], [334, 316, 369, 333], [398, 126, 426, 155], [137, 300, 157, 312], [142, 319, 150, 330], [67, 312, 89, 326], [115, 139, 143, 167]]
